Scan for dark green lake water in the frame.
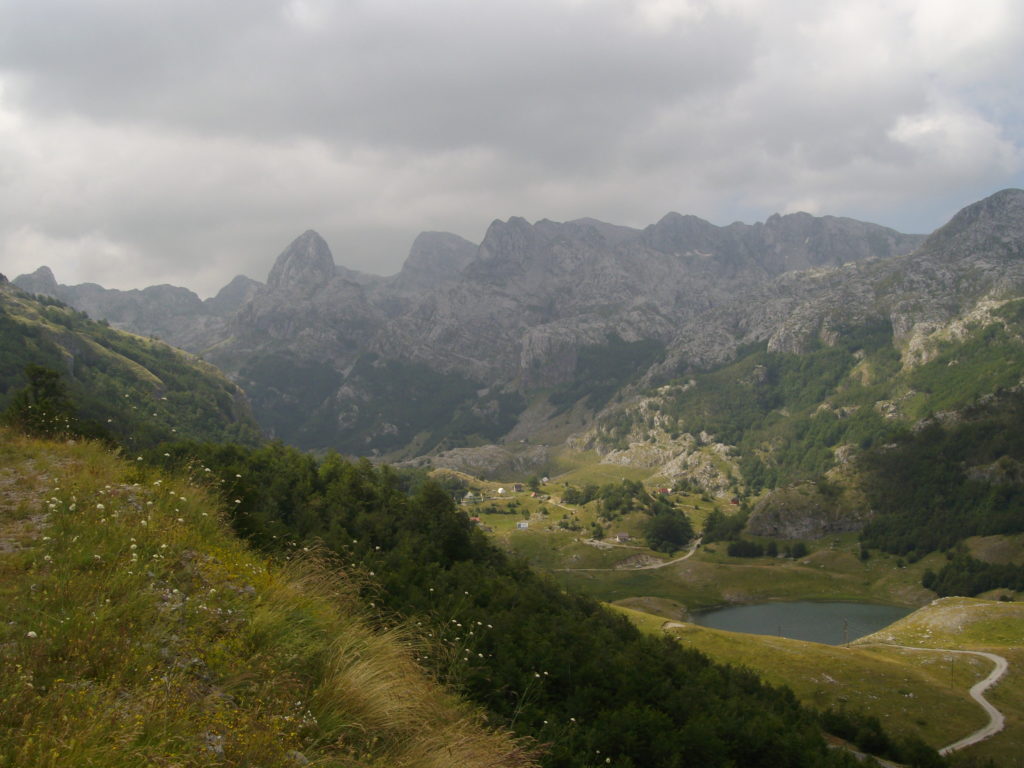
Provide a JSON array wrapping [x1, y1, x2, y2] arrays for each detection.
[[692, 601, 912, 645]]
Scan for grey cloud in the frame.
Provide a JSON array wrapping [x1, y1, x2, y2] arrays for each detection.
[[0, 0, 1022, 296], [1, 0, 756, 163]]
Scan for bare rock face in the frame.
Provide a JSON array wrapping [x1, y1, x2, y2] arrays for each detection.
[[13, 266, 59, 297], [399, 231, 477, 283], [16, 189, 1024, 457], [13, 265, 230, 350], [266, 230, 336, 296], [222, 232, 380, 369], [204, 275, 262, 315], [746, 484, 871, 540]]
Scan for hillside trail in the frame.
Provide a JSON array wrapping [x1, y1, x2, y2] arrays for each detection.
[[660, 617, 1010, 759], [555, 537, 702, 572], [857, 643, 1009, 755]]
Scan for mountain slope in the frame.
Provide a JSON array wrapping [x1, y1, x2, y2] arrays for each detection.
[[0, 280, 261, 448], [15, 205, 927, 455], [0, 428, 536, 767]]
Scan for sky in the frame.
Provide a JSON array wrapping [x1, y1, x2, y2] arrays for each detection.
[[1, 0, 1022, 297]]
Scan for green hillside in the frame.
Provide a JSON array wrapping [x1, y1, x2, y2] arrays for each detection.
[[0, 281, 260, 448], [0, 428, 535, 767], [614, 598, 1024, 767], [581, 300, 1024, 596], [144, 438, 876, 768]]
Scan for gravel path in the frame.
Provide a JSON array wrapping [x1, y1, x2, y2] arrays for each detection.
[[555, 537, 702, 572], [871, 644, 1009, 755]]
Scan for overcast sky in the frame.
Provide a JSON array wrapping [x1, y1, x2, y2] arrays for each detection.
[[2, 0, 1022, 297]]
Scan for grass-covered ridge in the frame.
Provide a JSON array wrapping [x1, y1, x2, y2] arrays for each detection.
[[0, 282, 261, 449], [0, 428, 535, 767], [614, 597, 1024, 767]]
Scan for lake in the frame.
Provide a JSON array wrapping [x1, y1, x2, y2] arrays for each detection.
[[692, 601, 913, 645]]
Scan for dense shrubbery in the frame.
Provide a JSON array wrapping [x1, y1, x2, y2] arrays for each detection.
[[548, 334, 665, 413], [644, 510, 693, 553], [565, 480, 694, 552], [820, 708, 944, 768], [923, 554, 1024, 597], [859, 393, 1024, 554], [727, 539, 765, 557], [147, 440, 859, 768], [239, 352, 525, 454], [725, 539, 806, 559], [702, 508, 747, 543]]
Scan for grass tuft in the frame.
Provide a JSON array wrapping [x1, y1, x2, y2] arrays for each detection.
[[0, 428, 537, 767]]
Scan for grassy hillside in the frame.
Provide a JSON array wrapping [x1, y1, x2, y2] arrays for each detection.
[[615, 598, 1024, 766], [0, 282, 260, 448], [0, 428, 535, 767], [568, 299, 1024, 596], [852, 598, 1024, 766], [590, 300, 1024, 493], [153, 439, 868, 768]]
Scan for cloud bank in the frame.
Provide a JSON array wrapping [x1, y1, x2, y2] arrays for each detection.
[[1, 0, 1021, 295]]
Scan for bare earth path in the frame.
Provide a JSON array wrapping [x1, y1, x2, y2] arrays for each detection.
[[861, 644, 1009, 755], [661, 627, 1009, 759], [555, 537, 702, 572]]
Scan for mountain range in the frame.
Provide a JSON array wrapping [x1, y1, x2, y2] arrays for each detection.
[[13, 190, 1024, 477], [8, 189, 1024, 766], [15, 197, 948, 444]]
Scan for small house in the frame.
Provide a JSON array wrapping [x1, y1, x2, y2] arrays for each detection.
[[512, 483, 524, 492], [516, 521, 529, 530], [615, 532, 631, 543]]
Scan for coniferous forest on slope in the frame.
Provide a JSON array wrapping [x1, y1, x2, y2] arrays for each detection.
[[142, 439, 941, 768]]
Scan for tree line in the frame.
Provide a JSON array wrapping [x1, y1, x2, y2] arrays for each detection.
[[147, 439, 880, 768]]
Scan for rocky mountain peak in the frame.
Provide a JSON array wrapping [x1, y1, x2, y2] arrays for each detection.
[[468, 217, 551, 282], [401, 231, 478, 280], [643, 212, 720, 254], [921, 188, 1024, 258], [266, 230, 336, 294], [757, 212, 922, 274], [204, 274, 263, 315], [13, 265, 59, 297]]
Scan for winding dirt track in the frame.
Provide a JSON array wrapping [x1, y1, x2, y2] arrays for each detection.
[[864, 644, 1009, 755], [555, 537, 702, 572], [661, 628, 1010, 758]]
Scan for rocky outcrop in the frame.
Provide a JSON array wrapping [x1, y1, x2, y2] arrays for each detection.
[[396, 231, 477, 284], [746, 484, 872, 540], [204, 275, 262, 315], [14, 189, 1024, 457], [266, 229, 336, 296], [13, 266, 59, 297], [409, 443, 551, 479]]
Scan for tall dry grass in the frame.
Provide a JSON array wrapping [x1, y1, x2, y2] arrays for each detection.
[[0, 428, 538, 767]]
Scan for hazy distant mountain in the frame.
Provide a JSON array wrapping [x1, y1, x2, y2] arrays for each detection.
[[37, 194, 1024, 460]]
